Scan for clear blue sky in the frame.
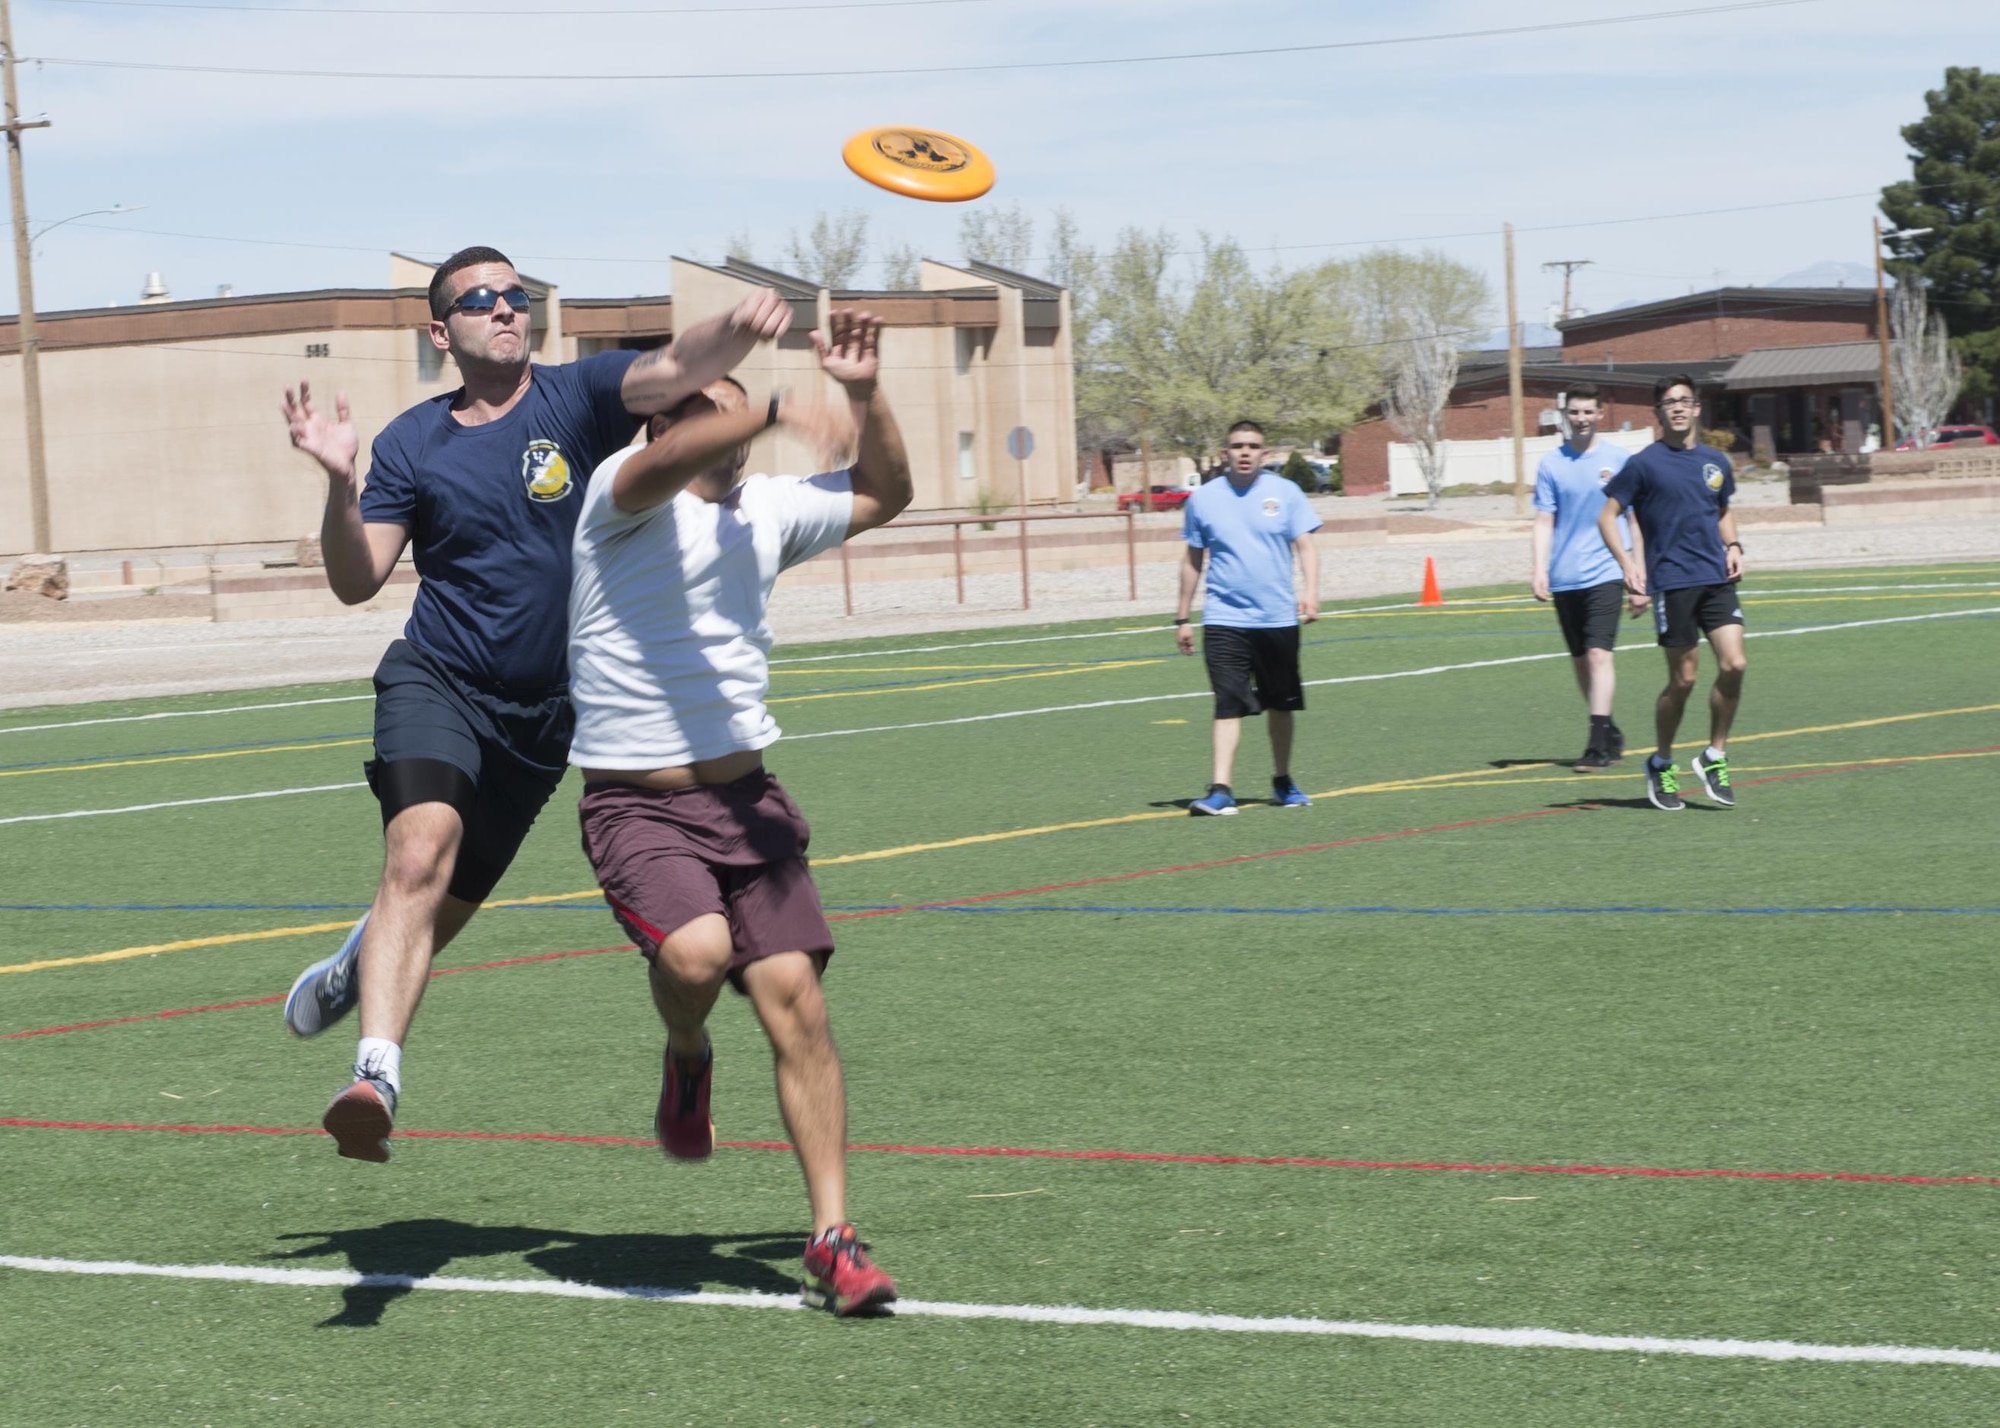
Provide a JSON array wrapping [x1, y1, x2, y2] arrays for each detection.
[[6, 0, 1990, 325]]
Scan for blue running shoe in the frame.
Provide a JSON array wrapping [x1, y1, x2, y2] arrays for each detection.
[[1272, 777, 1312, 808], [284, 915, 367, 1038], [1189, 784, 1238, 816]]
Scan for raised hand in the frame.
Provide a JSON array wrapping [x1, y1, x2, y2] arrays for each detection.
[[812, 309, 881, 391], [282, 381, 359, 481], [729, 288, 793, 343], [777, 390, 859, 470]]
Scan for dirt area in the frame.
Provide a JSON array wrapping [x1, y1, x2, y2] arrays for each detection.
[[0, 590, 212, 623]]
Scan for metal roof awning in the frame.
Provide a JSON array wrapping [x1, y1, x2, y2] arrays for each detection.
[[1723, 342, 1880, 390]]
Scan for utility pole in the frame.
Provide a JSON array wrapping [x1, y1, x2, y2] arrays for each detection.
[[1540, 258, 1592, 322], [1864, 216, 1896, 444], [0, 0, 52, 553], [1506, 223, 1526, 515]]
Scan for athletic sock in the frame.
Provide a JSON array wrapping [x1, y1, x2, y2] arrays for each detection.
[[1588, 715, 1614, 731], [1705, 745, 1726, 764], [1647, 753, 1671, 771], [355, 1037, 402, 1096]]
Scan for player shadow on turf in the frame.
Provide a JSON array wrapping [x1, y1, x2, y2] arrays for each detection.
[[1543, 795, 1722, 812], [269, 1218, 801, 1327]]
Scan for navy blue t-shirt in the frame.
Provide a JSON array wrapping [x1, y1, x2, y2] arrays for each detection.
[[359, 351, 639, 692], [1602, 441, 1735, 593]]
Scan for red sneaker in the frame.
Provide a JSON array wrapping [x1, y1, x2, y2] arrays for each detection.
[[802, 1224, 897, 1315], [654, 1044, 713, 1160], [322, 1074, 396, 1163]]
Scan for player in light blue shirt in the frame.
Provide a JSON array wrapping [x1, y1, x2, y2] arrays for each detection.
[[1174, 421, 1323, 815], [1530, 385, 1645, 771]]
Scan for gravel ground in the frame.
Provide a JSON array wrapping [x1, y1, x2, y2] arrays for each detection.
[[3, 508, 1994, 711]]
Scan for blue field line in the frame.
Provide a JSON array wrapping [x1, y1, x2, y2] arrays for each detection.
[[0, 731, 372, 774], [821, 903, 2000, 917]]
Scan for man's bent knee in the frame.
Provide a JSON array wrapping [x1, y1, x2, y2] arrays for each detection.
[[652, 913, 735, 990], [382, 804, 463, 897], [744, 952, 832, 1035]]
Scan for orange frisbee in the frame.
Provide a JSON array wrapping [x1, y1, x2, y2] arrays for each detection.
[[843, 126, 995, 203]]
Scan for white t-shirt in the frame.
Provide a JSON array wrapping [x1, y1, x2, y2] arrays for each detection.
[[567, 447, 855, 768]]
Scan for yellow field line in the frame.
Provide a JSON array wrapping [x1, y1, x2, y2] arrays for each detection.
[[768, 659, 1165, 705], [773, 663, 1071, 674], [0, 920, 356, 975], [1318, 590, 2000, 620], [1384, 748, 2000, 794], [0, 738, 370, 781], [11, 703, 1995, 976]]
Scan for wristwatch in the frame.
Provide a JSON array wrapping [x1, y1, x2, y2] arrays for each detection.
[[764, 393, 782, 430]]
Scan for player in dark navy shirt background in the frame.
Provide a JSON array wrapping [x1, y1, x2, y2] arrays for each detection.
[[1598, 374, 1748, 813], [277, 245, 793, 1161]]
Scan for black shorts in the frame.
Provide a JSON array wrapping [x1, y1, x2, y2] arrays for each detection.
[[365, 639, 574, 904], [1654, 584, 1745, 649], [1202, 624, 1304, 719], [1551, 580, 1625, 658]]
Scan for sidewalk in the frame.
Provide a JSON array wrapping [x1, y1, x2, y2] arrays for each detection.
[[3, 501, 1994, 710]]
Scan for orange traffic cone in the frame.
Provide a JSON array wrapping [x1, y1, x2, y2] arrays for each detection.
[[1417, 557, 1445, 607]]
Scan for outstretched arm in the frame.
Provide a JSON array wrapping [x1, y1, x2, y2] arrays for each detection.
[[610, 390, 848, 514], [619, 288, 794, 415], [814, 311, 912, 537], [281, 381, 406, 603]]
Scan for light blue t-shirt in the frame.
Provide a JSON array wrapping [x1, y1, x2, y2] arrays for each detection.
[[1533, 440, 1632, 593], [1182, 472, 1323, 628]]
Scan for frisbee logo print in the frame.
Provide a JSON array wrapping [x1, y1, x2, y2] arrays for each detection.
[[875, 131, 969, 174], [522, 441, 573, 503]]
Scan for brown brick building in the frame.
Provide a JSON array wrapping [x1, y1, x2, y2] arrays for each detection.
[[1340, 287, 1880, 495]]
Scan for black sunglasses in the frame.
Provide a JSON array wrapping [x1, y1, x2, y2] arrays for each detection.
[[447, 285, 532, 317]]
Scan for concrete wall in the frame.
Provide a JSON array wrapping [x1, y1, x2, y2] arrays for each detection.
[[1386, 428, 1654, 497]]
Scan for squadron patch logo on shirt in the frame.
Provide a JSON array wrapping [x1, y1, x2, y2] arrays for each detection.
[[522, 440, 573, 503], [1702, 462, 1726, 492], [1262, 497, 1281, 517]]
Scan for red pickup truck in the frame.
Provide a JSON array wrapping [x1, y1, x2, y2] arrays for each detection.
[[1116, 485, 1192, 512]]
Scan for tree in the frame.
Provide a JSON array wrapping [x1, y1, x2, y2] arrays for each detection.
[[961, 202, 1035, 270], [1279, 450, 1319, 494], [878, 243, 920, 290], [1380, 327, 1461, 512], [1890, 279, 1964, 444], [784, 210, 870, 288], [1880, 67, 2000, 406]]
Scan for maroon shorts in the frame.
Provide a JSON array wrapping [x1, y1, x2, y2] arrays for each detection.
[[577, 771, 833, 993]]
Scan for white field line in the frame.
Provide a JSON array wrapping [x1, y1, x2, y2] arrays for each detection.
[[0, 694, 371, 737], [0, 584, 1981, 732], [9, 606, 1996, 823], [788, 607, 2000, 742], [0, 782, 364, 826], [2, 1255, 1994, 1368]]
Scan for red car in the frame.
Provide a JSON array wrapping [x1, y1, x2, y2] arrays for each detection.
[[1894, 424, 2000, 451], [1116, 485, 1192, 511]]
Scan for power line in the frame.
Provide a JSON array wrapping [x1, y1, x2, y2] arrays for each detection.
[[22, 0, 1820, 81]]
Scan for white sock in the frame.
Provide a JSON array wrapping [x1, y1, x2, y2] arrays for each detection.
[[355, 1037, 402, 1095], [1705, 745, 1726, 763]]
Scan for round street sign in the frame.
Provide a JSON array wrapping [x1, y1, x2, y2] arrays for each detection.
[[1006, 426, 1035, 461]]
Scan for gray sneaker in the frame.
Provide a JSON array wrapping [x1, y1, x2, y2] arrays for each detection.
[[322, 1072, 397, 1163], [284, 915, 367, 1038]]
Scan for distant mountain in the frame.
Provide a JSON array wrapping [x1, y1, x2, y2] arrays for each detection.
[[1766, 260, 1883, 289]]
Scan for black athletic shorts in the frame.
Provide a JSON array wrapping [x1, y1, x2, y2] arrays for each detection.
[[1202, 624, 1304, 719], [365, 639, 574, 904], [1654, 583, 1745, 649], [1551, 579, 1625, 659]]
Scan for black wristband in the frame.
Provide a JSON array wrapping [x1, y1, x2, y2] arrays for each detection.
[[1726, 541, 1743, 551], [764, 393, 781, 430], [1173, 617, 1190, 625]]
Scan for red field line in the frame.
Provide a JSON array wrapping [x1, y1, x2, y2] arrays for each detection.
[[0, 945, 634, 1041], [6, 746, 1974, 1044], [3, 1115, 1997, 1189]]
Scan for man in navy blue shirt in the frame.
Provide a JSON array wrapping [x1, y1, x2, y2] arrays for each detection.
[[277, 245, 792, 1161], [1530, 384, 1643, 771], [1174, 420, 1322, 815], [1598, 374, 1748, 812]]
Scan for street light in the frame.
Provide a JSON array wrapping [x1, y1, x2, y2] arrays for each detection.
[[31, 202, 140, 254], [1874, 219, 1934, 448]]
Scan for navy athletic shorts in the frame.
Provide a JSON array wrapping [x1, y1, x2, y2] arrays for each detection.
[[1552, 579, 1625, 658], [365, 639, 573, 904], [1202, 624, 1304, 719], [1654, 583, 1745, 649]]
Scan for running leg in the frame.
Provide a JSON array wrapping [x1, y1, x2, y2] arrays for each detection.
[[743, 951, 847, 1234]]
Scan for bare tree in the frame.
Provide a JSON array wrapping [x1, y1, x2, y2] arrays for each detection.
[[785, 210, 870, 288], [962, 201, 1035, 270], [725, 228, 757, 264], [877, 242, 920, 290], [1890, 279, 1963, 446], [1381, 329, 1461, 511]]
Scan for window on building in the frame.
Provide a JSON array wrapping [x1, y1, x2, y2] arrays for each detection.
[[416, 332, 445, 384], [957, 431, 977, 481]]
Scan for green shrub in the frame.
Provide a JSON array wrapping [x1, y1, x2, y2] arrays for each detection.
[[1280, 451, 1318, 494]]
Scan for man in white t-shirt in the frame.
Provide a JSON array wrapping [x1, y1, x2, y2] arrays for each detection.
[[567, 310, 911, 1316]]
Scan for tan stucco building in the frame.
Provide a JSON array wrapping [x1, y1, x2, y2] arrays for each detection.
[[0, 254, 1076, 556]]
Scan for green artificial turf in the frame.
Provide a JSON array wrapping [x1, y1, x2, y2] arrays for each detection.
[[3, 563, 1999, 1425]]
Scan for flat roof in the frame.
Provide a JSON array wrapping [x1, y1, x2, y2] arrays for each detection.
[[1558, 286, 1875, 334]]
